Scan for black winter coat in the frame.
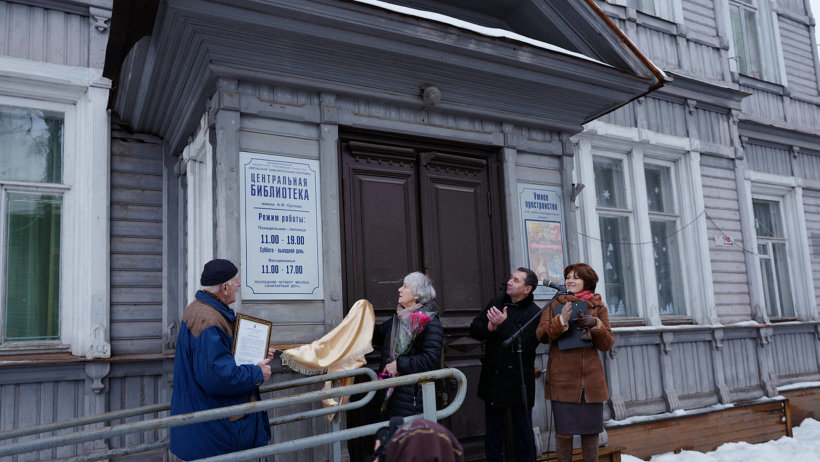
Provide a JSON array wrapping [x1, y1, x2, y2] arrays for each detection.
[[470, 293, 541, 408], [373, 301, 444, 418]]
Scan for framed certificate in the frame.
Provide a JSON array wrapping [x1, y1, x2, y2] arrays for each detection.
[[232, 313, 273, 366]]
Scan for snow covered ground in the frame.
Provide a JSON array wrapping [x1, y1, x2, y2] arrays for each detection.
[[621, 418, 820, 462]]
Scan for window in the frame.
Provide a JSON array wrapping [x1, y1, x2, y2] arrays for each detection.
[[592, 156, 686, 319], [753, 199, 794, 318], [576, 136, 714, 325], [729, 0, 763, 79], [0, 55, 111, 357], [0, 106, 64, 342], [645, 163, 685, 315], [594, 156, 637, 317], [726, 0, 782, 83]]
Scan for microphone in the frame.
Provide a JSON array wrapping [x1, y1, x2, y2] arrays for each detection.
[[545, 280, 573, 295]]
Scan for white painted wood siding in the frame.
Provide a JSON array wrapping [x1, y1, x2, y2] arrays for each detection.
[[0, 1, 89, 67], [800, 152, 820, 180], [107, 373, 167, 450], [746, 142, 793, 176], [739, 84, 787, 123], [599, 101, 636, 127], [695, 107, 731, 145], [0, 378, 87, 460], [802, 188, 820, 309], [701, 155, 751, 323], [645, 97, 688, 137], [683, 0, 719, 37], [772, 329, 820, 379], [777, 0, 807, 15], [778, 16, 819, 96], [670, 340, 717, 397], [110, 132, 164, 356], [789, 97, 820, 131]]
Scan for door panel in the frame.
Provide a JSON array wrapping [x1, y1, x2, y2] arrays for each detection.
[[420, 152, 496, 323], [340, 133, 507, 461], [342, 141, 420, 317]]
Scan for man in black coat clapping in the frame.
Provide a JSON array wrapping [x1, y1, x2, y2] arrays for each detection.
[[470, 267, 541, 462]]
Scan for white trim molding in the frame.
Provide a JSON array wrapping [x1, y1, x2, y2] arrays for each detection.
[[745, 171, 819, 321], [0, 56, 111, 358], [574, 122, 717, 325]]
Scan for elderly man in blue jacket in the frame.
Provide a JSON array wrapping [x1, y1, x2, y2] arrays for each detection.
[[170, 259, 273, 460]]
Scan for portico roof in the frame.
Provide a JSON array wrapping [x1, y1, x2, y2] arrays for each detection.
[[105, 0, 666, 152]]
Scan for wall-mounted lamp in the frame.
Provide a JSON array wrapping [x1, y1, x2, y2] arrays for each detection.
[[420, 84, 441, 105]]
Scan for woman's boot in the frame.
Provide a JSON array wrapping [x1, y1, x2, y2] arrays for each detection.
[[555, 434, 574, 462], [580, 434, 599, 462]]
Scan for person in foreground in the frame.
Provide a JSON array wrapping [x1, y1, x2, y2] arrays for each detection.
[[169, 259, 273, 460], [374, 272, 444, 418], [536, 263, 614, 462], [373, 418, 465, 462], [470, 267, 541, 462]]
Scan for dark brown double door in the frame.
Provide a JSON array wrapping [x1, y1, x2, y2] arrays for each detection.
[[340, 130, 508, 459]]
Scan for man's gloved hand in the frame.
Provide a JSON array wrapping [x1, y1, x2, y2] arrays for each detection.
[[575, 312, 597, 330]]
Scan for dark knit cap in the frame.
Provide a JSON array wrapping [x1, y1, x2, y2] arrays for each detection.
[[200, 259, 238, 286]]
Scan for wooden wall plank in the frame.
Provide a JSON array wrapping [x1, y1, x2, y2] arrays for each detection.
[[110, 136, 164, 356], [606, 401, 789, 460]]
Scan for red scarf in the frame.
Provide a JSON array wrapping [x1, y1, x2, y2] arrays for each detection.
[[574, 290, 594, 301]]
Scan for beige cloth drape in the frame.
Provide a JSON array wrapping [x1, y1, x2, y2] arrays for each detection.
[[280, 299, 375, 420]]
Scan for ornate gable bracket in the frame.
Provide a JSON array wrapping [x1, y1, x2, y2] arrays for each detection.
[[661, 331, 674, 355], [85, 363, 111, 394], [712, 328, 724, 350], [758, 326, 774, 346], [89, 7, 111, 33]]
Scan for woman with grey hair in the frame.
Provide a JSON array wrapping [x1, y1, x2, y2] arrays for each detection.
[[373, 271, 444, 418]]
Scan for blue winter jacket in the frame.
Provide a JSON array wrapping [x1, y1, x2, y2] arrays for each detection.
[[169, 291, 271, 460]]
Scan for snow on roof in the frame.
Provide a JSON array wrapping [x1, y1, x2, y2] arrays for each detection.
[[352, 0, 609, 67]]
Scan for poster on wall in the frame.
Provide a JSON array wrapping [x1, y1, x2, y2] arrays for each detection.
[[240, 152, 323, 300], [518, 184, 566, 297]]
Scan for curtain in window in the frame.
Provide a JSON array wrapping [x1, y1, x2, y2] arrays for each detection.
[[5, 194, 61, 340]]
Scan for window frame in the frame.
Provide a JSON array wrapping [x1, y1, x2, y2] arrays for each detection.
[[752, 197, 794, 318], [724, 0, 788, 84], [0, 97, 73, 349], [644, 158, 687, 317], [746, 174, 817, 322], [182, 113, 214, 307], [0, 57, 111, 358], [592, 151, 640, 319], [575, 134, 716, 326]]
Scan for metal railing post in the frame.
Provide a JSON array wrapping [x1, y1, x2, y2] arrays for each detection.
[[421, 381, 437, 421]]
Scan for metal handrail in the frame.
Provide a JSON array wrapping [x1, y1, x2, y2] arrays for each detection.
[[199, 368, 468, 462], [0, 367, 376, 441], [0, 367, 466, 462]]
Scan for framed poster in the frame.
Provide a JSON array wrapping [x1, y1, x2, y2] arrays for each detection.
[[240, 152, 324, 299], [518, 185, 566, 297], [232, 313, 273, 366]]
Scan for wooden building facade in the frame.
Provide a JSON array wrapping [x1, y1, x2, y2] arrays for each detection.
[[0, 0, 818, 460]]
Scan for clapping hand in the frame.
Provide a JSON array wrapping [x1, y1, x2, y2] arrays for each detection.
[[487, 306, 508, 332]]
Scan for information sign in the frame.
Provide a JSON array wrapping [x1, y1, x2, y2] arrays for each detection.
[[240, 152, 323, 299]]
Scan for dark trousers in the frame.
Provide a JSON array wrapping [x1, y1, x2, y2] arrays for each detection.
[[484, 403, 535, 462]]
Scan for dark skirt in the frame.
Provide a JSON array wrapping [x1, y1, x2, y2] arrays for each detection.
[[551, 392, 603, 435]]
